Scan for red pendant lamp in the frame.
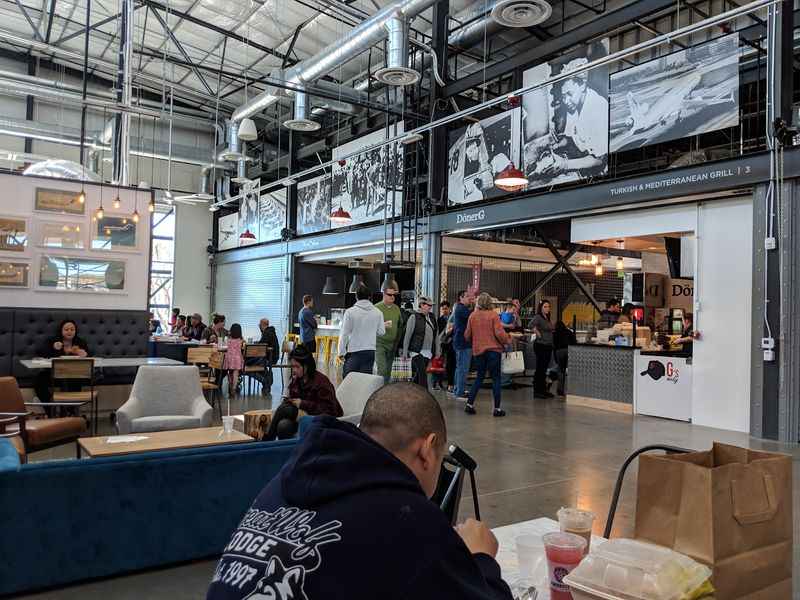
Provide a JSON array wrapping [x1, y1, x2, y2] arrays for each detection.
[[330, 206, 352, 225], [494, 162, 528, 192]]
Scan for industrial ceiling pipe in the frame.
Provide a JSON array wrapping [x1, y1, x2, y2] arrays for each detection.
[[375, 15, 419, 86], [231, 0, 441, 125], [283, 90, 321, 131]]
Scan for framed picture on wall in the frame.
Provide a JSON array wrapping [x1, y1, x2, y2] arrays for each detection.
[[0, 217, 28, 253], [91, 214, 137, 251], [38, 254, 126, 293], [38, 221, 85, 250], [0, 261, 30, 287], [35, 188, 86, 215]]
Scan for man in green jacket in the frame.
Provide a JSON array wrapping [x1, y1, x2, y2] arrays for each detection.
[[375, 286, 402, 383]]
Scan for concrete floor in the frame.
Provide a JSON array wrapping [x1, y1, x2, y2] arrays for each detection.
[[17, 377, 800, 599]]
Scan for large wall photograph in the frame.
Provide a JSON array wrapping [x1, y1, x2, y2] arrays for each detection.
[[258, 188, 286, 242], [609, 34, 740, 153], [522, 39, 610, 189], [330, 122, 404, 229], [297, 175, 331, 236], [448, 110, 521, 206]]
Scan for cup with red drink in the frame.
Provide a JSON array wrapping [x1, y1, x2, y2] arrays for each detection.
[[542, 531, 587, 600]]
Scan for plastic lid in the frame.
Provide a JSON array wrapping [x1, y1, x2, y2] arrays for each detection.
[[563, 539, 711, 600], [542, 531, 587, 551]]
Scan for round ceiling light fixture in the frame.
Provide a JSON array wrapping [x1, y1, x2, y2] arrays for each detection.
[[491, 0, 552, 28], [374, 66, 420, 86], [283, 118, 321, 132]]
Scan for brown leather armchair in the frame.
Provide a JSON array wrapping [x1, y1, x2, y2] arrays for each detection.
[[0, 377, 86, 459]]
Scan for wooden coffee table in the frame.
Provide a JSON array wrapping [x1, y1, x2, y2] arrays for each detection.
[[78, 427, 253, 458]]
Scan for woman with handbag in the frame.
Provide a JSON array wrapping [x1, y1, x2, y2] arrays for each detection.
[[464, 293, 511, 417], [531, 300, 555, 399]]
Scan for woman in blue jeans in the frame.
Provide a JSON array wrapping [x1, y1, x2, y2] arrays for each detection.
[[464, 293, 511, 416]]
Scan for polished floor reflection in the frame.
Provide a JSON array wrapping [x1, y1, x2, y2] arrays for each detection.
[[19, 380, 800, 599]]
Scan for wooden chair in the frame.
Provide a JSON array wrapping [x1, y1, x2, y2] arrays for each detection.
[[0, 377, 86, 460], [187, 347, 221, 417], [51, 358, 98, 435], [242, 343, 269, 395]]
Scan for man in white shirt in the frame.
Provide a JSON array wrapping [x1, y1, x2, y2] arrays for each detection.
[[338, 284, 386, 377]]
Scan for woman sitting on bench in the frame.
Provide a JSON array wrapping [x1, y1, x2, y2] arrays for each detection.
[[265, 346, 342, 440]]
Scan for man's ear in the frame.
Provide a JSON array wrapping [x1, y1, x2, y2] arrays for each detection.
[[419, 433, 441, 470]]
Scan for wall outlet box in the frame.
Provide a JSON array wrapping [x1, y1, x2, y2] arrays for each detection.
[[761, 337, 775, 349], [765, 237, 777, 250], [763, 349, 775, 362]]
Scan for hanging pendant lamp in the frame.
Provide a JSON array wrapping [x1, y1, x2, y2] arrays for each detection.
[[238, 118, 258, 141], [322, 276, 340, 295], [494, 162, 528, 192], [331, 206, 353, 225], [380, 272, 399, 292], [348, 274, 363, 294]]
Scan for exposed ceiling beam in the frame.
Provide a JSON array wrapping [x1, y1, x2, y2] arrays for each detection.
[[13, 0, 43, 42], [139, 0, 289, 63]]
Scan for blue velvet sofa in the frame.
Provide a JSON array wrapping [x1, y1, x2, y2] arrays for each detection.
[[0, 436, 298, 596]]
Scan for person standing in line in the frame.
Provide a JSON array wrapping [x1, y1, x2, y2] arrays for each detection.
[[452, 290, 474, 401], [436, 301, 454, 391], [552, 320, 577, 396], [531, 300, 555, 399], [464, 293, 510, 416], [298, 294, 318, 354], [339, 285, 386, 377], [401, 297, 439, 389], [375, 286, 402, 383]]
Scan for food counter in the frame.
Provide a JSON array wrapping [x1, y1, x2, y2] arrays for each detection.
[[566, 343, 693, 421]]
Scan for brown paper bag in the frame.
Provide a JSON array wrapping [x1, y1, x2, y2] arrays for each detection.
[[634, 443, 793, 599]]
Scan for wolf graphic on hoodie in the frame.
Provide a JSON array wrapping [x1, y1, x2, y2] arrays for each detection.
[[207, 417, 512, 600]]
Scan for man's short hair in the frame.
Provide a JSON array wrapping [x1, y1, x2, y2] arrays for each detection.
[[213, 315, 226, 325], [303, 294, 313, 305], [360, 383, 447, 454], [457, 290, 467, 301], [355, 285, 371, 301], [607, 298, 620, 308], [440, 301, 451, 309]]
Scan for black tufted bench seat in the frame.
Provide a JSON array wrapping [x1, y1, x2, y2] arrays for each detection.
[[3, 308, 150, 386]]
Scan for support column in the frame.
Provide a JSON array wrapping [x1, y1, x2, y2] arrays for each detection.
[[426, 0, 449, 209], [24, 55, 35, 154], [421, 230, 441, 305], [113, 0, 133, 185]]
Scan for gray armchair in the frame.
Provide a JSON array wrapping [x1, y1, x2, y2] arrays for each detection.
[[116, 366, 212, 434]]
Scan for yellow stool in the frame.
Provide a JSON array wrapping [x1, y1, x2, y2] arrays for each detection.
[[326, 336, 339, 363], [314, 336, 326, 359]]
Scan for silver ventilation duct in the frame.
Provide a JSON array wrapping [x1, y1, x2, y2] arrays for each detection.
[[283, 91, 321, 131], [23, 159, 101, 181], [231, 0, 439, 124], [218, 121, 243, 162], [375, 16, 419, 86]]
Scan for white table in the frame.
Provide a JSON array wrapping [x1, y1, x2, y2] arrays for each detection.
[[20, 357, 184, 370], [492, 517, 606, 598]]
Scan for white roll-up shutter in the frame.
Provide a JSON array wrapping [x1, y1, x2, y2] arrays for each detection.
[[214, 256, 289, 343]]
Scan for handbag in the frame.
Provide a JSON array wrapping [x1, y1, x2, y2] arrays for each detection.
[[501, 350, 525, 375], [426, 355, 446, 374], [390, 356, 412, 382]]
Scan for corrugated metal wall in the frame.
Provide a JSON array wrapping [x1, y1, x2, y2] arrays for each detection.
[[214, 256, 289, 343]]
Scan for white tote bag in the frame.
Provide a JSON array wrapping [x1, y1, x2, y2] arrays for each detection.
[[501, 351, 525, 375]]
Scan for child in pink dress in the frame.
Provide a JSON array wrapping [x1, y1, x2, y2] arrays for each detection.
[[223, 323, 245, 396]]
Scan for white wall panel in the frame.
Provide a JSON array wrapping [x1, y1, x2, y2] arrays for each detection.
[[692, 197, 753, 432], [172, 202, 212, 318], [0, 171, 151, 310]]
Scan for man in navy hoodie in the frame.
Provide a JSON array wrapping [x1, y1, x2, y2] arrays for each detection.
[[207, 383, 512, 600]]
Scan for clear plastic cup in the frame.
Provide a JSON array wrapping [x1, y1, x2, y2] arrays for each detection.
[[543, 531, 586, 600], [222, 415, 234, 435], [515, 534, 545, 579], [557, 508, 595, 554]]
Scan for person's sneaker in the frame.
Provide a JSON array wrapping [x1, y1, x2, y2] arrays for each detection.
[[455, 396, 468, 403], [543, 391, 554, 399], [464, 403, 476, 415], [534, 392, 549, 399], [493, 408, 506, 417]]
